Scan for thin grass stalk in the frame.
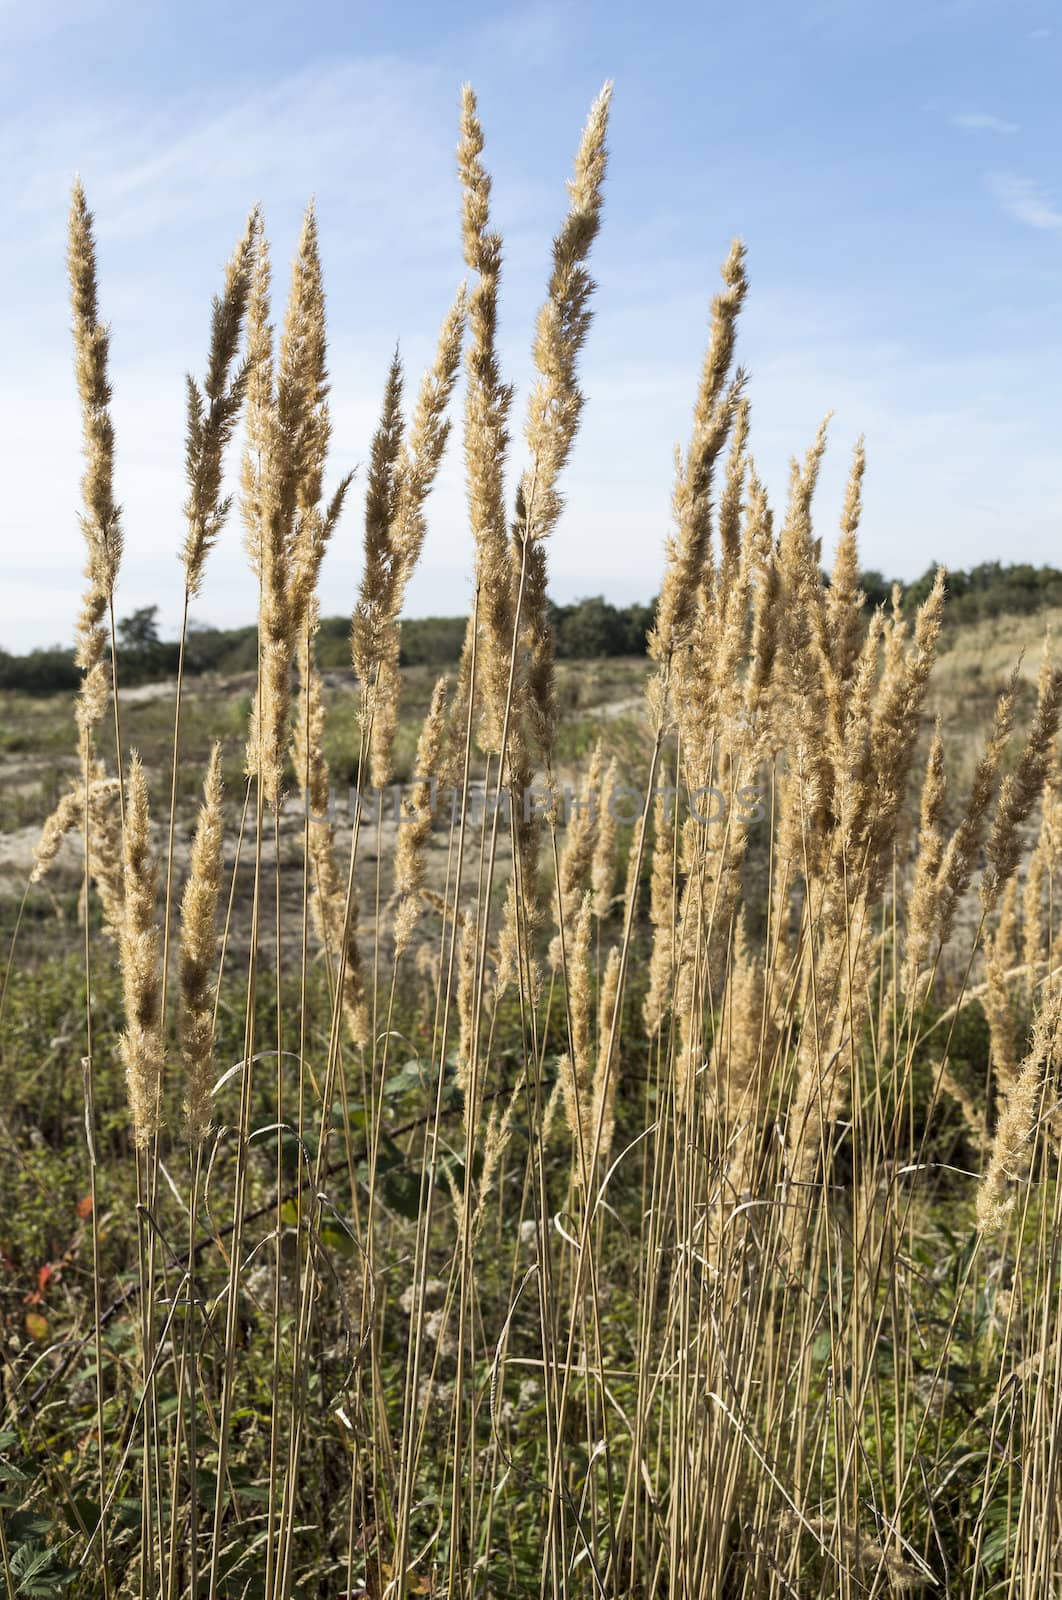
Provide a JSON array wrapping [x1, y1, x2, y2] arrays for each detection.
[[206, 763, 267, 1600], [80, 747, 112, 1600]]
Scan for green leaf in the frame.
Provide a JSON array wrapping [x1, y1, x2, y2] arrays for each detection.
[[11, 1541, 77, 1596]]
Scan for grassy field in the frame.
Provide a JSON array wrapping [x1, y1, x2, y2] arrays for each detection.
[[6, 82, 1062, 1600]]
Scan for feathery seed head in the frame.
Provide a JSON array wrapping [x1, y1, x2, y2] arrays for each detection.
[[68, 179, 123, 605], [982, 661, 1062, 912], [394, 676, 449, 955], [977, 986, 1062, 1231], [180, 745, 225, 1143], [650, 241, 749, 669], [181, 207, 257, 595], [118, 754, 163, 1145]]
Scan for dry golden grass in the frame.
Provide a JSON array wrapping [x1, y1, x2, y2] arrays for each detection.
[[6, 85, 1062, 1600]]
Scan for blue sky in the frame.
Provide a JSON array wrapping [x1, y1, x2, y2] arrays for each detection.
[[3, 0, 1061, 650]]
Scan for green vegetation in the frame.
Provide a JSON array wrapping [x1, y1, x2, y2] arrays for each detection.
[[6, 564, 1062, 698], [863, 558, 1062, 626], [0, 596, 657, 694]]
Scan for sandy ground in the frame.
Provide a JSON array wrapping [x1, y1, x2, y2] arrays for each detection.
[[0, 666, 649, 979]]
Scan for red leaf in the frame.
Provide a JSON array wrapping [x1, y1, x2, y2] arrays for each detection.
[[76, 1195, 93, 1221], [37, 1263, 53, 1295]]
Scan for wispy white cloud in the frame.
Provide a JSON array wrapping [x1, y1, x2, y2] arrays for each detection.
[[1030, 25, 1053, 39], [6, 55, 452, 251], [987, 171, 1062, 231], [953, 111, 1018, 134]]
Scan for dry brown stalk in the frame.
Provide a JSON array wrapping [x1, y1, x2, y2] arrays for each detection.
[[180, 745, 225, 1143], [119, 754, 163, 1145]]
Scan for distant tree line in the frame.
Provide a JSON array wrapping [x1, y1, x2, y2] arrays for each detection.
[[3, 566, 1060, 695], [860, 562, 1062, 625], [0, 595, 658, 694]]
